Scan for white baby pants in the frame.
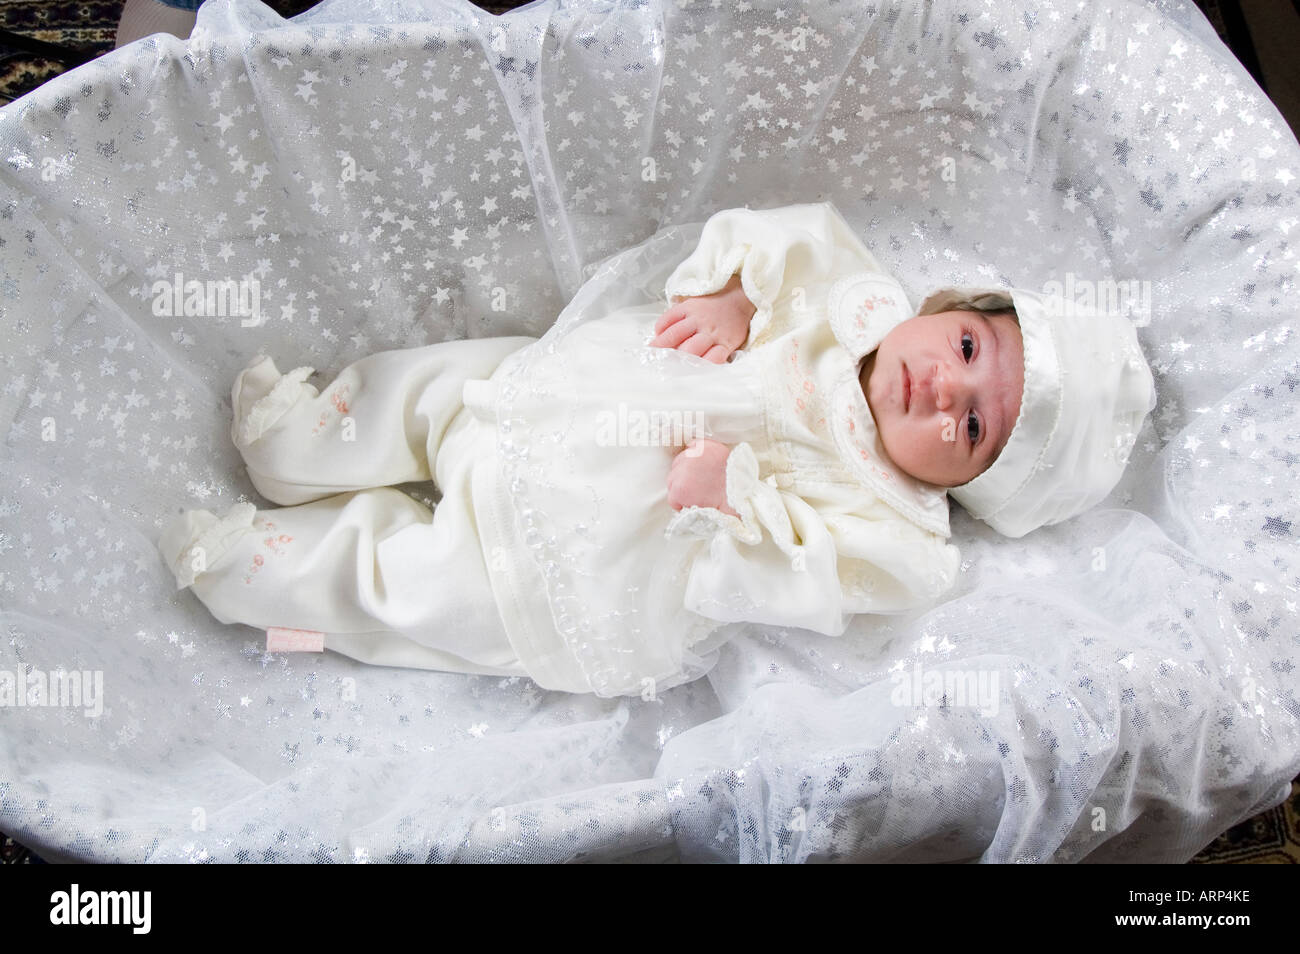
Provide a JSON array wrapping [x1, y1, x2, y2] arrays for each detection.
[[158, 335, 538, 678]]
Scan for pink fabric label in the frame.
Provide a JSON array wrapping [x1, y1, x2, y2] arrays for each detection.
[[266, 627, 325, 652]]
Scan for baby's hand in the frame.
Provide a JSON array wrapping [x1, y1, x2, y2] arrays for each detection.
[[651, 273, 756, 364], [667, 439, 739, 517]]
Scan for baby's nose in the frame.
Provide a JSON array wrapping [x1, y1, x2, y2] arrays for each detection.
[[928, 362, 955, 411]]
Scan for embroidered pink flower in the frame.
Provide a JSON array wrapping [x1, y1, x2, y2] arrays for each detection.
[[312, 384, 353, 435], [854, 294, 897, 329], [243, 524, 293, 582], [783, 339, 818, 420]]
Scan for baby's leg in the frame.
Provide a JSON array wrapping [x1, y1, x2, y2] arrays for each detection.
[[232, 335, 535, 506], [159, 414, 524, 677]]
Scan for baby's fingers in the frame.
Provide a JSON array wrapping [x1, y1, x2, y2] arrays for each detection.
[[654, 304, 687, 335], [677, 333, 715, 358], [651, 316, 698, 350], [665, 461, 686, 508]]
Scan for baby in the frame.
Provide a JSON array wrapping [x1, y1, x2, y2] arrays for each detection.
[[158, 201, 1156, 698], [654, 272, 1025, 510]]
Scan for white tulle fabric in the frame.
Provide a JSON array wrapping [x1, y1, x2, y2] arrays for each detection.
[[0, 0, 1296, 862]]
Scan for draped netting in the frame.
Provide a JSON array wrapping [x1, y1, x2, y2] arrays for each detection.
[[0, 0, 1296, 862]]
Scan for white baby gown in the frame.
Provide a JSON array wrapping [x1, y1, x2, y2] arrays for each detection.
[[467, 201, 962, 698]]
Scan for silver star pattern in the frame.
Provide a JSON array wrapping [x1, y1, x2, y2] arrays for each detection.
[[0, 0, 1295, 863]]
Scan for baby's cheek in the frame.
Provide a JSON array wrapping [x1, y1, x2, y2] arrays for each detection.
[[878, 417, 924, 477]]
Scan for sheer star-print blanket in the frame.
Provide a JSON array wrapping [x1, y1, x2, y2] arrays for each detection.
[[0, 0, 1296, 862]]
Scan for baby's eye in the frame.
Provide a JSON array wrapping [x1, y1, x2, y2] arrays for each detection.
[[961, 332, 974, 362], [967, 410, 980, 443]]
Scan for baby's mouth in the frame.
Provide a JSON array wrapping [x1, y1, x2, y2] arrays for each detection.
[[902, 362, 910, 412]]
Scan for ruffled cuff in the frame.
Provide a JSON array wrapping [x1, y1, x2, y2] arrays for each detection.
[[158, 502, 258, 589], [663, 247, 774, 352], [664, 442, 804, 566], [234, 364, 316, 447]]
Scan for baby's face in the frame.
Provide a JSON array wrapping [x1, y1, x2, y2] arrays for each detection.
[[859, 309, 1025, 487]]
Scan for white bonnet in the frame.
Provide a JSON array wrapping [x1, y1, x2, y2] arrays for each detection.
[[916, 286, 1158, 538]]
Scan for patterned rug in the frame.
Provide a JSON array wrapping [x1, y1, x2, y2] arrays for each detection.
[[0, 0, 162, 106], [0, 0, 1295, 864]]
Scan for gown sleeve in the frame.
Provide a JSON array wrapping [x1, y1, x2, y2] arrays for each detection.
[[662, 202, 883, 352], [663, 442, 961, 635]]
